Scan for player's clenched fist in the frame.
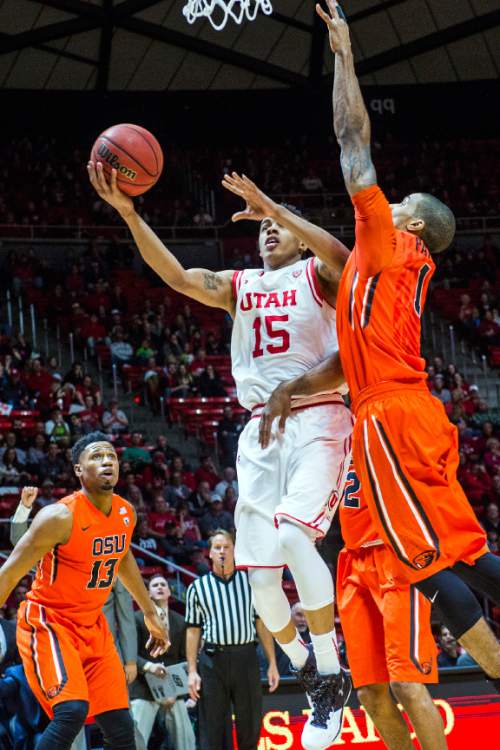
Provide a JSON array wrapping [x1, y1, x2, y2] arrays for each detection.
[[20, 486, 38, 509]]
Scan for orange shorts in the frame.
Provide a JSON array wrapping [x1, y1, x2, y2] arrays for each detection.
[[17, 600, 128, 719], [353, 386, 487, 584], [337, 545, 438, 688]]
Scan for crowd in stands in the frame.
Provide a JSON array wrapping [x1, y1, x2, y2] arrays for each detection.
[[1, 229, 500, 587], [432, 234, 500, 367], [0, 136, 499, 229]]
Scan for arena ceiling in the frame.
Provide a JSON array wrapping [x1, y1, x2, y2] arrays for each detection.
[[0, 0, 499, 91]]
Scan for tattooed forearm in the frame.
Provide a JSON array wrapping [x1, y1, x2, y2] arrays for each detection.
[[340, 143, 377, 193], [203, 272, 223, 291], [333, 48, 376, 196]]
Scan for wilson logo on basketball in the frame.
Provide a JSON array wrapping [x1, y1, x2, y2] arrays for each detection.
[[97, 144, 137, 181]]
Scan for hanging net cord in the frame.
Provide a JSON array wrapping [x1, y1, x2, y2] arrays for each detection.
[[183, 0, 273, 31]]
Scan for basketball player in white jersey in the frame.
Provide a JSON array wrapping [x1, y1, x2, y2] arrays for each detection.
[[88, 162, 352, 749]]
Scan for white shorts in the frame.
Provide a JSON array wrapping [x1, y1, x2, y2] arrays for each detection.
[[234, 401, 353, 568]]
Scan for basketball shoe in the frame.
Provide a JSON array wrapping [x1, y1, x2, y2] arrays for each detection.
[[293, 647, 352, 750]]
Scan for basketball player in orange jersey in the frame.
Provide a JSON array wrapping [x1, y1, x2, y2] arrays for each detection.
[[314, 0, 500, 689], [261, 360, 447, 749], [0, 432, 169, 750]]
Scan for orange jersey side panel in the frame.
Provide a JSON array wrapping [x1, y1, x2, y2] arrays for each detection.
[[339, 463, 381, 550], [27, 491, 134, 627], [337, 186, 434, 405]]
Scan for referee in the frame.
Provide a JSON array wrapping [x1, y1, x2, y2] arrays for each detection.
[[186, 529, 279, 750]]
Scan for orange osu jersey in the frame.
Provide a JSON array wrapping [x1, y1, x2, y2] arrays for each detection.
[[27, 491, 134, 627], [337, 185, 434, 406], [339, 463, 381, 550]]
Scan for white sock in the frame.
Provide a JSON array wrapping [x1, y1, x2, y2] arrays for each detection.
[[278, 630, 309, 670], [310, 629, 340, 676]]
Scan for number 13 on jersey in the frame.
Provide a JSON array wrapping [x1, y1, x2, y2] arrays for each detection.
[[252, 315, 290, 358]]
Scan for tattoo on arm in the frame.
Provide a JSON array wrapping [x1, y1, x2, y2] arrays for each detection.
[[202, 272, 223, 291], [340, 142, 377, 195]]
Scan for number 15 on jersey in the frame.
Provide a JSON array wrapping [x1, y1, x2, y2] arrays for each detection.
[[252, 315, 290, 358]]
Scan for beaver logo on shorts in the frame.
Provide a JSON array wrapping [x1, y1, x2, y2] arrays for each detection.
[[413, 550, 436, 569], [47, 685, 62, 699], [421, 661, 433, 675]]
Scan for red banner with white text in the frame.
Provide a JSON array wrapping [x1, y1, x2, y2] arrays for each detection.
[[235, 695, 500, 749]]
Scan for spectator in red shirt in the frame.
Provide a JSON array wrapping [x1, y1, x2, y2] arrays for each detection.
[[189, 348, 208, 377], [194, 455, 220, 490], [484, 438, 500, 476], [79, 314, 107, 356], [147, 494, 177, 539], [79, 394, 102, 430], [171, 456, 195, 490], [23, 358, 54, 405], [459, 461, 493, 505], [478, 311, 500, 345], [176, 501, 202, 546]]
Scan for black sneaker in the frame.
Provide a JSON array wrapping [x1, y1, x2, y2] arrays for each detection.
[[301, 667, 352, 750]]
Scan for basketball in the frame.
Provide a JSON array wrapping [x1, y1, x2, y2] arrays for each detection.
[[90, 123, 163, 196]]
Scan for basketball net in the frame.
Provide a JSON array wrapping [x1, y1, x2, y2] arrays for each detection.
[[183, 0, 273, 31]]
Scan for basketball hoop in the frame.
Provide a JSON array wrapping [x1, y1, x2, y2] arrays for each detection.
[[183, 0, 273, 31]]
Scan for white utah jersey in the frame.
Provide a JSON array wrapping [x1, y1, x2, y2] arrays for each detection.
[[230, 258, 346, 411]]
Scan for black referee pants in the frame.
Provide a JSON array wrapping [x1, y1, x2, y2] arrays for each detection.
[[198, 643, 262, 750]]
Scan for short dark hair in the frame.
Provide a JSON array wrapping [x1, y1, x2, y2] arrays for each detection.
[[71, 431, 110, 464], [414, 193, 456, 254]]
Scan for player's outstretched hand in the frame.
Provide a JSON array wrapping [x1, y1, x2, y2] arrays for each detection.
[[87, 161, 135, 219], [316, 2, 350, 55], [21, 486, 38, 509], [222, 172, 277, 223], [259, 384, 292, 449], [144, 610, 171, 657]]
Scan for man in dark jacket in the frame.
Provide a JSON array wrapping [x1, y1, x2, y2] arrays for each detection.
[[130, 576, 195, 750]]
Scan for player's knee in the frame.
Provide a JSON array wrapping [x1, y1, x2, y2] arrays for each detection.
[[95, 708, 135, 747], [357, 683, 389, 716], [390, 681, 428, 709], [277, 520, 311, 559], [248, 566, 281, 598], [53, 699, 89, 728]]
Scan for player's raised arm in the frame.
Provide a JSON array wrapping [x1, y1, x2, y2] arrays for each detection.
[[317, 2, 376, 196], [0, 504, 72, 607], [222, 172, 349, 302], [88, 162, 235, 314], [317, 2, 395, 277]]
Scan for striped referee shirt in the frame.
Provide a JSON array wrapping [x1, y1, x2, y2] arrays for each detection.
[[185, 570, 257, 645]]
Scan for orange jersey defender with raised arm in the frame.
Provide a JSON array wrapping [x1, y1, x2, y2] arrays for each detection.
[[337, 464, 437, 688], [17, 490, 134, 717], [336, 185, 487, 585]]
